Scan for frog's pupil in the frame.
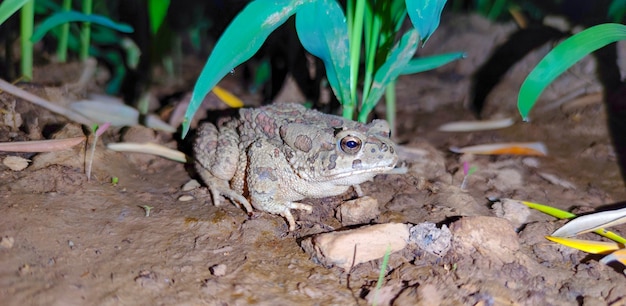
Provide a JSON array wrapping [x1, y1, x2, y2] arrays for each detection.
[[347, 140, 358, 148]]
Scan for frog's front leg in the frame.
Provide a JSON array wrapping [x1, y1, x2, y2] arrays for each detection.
[[194, 122, 253, 213], [247, 139, 312, 231]]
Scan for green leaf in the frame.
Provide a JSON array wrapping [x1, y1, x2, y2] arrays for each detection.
[[295, 0, 351, 106], [359, 29, 419, 121], [405, 0, 447, 43], [148, 0, 170, 35], [400, 52, 465, 75], [518, 23, 626, 121], [0, 0, 30, 25], [31, 10, 133, 43], [608, 0, 626, 22], [181, 0, 309, 138]]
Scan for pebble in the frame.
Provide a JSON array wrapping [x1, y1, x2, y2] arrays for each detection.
[[181, 179, 201, 191], [301, 223, 410, 270], [3, 156, 30, 171], [178, 195, 194, 202], [336, 196, 380, 226], [210, 264, 227, 276]]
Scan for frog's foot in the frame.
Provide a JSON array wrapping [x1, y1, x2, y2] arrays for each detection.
[[277, 202, 313, 231], [197, 166, 253, 213]]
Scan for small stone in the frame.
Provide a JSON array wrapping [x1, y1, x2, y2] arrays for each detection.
[[3, 156, 30, 171], [0, 236, 15, 249], [182, 179, 201, 191], [409, 222, 452, 257], [301, 223, 410, 270], [336, 196, 380, 226], [178, 195, 194, 202], [209, 264, 227, 276], [492, 198, 531, 230]]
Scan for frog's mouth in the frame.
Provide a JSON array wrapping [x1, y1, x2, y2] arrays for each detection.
[[320, 157, 398, 182]]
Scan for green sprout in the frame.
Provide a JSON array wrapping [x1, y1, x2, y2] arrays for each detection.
[[372, 244, 392, 306], [111, 176, 119, 186], [141, 205, 154, 217], [86, 122, 110, 181], [460, 161, 477, 190]]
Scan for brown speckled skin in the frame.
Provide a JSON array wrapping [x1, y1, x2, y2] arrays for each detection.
[[194, 103, 398, 230]]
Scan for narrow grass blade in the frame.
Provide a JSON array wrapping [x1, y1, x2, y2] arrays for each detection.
[[546, 236, 623, 254], [438, 118, 514, 132], [552, 207, 626, 237], [521, 201, 626, 244], [107, 142, 188, 163], [182, 0, 307, 138], [0, 0, 30, 25], [296, 0, 351, 108], [31, 11, 133, 43], [360, 29, 419, 122], [147, 0, 170, 35], [449, 142, 547, 156], [518, 23, 626, 120], [212, 86, 243, 108], [521, 201, 575, 219], [0, 137, 85, 152], [400, 52, 465, 75]]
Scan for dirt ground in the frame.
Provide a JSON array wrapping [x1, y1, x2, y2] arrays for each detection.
[[2, 14, 626, 305]]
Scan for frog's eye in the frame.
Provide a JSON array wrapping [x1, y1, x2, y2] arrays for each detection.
[[339, 135, 362, 154]]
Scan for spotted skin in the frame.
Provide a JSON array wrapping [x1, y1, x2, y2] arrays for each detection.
[[194, 103, 397, 230]]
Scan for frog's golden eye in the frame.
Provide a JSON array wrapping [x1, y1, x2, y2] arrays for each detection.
[[339, 135, 362, 154]]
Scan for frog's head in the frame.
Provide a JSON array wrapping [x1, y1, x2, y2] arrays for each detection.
[[280, 119, 398, 185]]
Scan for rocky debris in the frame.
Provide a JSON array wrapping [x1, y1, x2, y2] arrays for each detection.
[[301, 223, 410, 270], [335, 196, 380, 226], [492, 198, 531, 230], [409, 222, 452, 257]]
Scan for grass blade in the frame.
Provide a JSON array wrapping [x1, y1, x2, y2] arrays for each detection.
[[359, 29, 419, 122], [400, 52, 465, 75], [552, 207, 626, 237], [181, 0, 306, 137], [545, 236, 623, 254], [518, 23, 626, 120], [31, 10, 133, 43], [0, 0, 30, 25]]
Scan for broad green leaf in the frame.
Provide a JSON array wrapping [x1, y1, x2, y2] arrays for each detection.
[[31, 11, 133, 42], [518, 23, 626, 121], [552, 207, 626, 237], [359, 29, 419, 121], [182, 0, 309, 138], [400, 52, 465, 75], [0, 0, 30, 25], [295, 0, 351, 107], [545, 236, 622, 254], [405, 0, 447, 43], [148, 0, 170, 35]]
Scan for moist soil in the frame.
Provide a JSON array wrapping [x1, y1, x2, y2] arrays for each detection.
[[2, 14, 626, 305]]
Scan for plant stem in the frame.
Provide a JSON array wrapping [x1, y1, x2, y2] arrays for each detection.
[[347, 0, 365, 120], [57, 0, 72, 62], [384, 81, 396, 135], [80, 0, 93, 61], [20, 0, 34, 80]]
